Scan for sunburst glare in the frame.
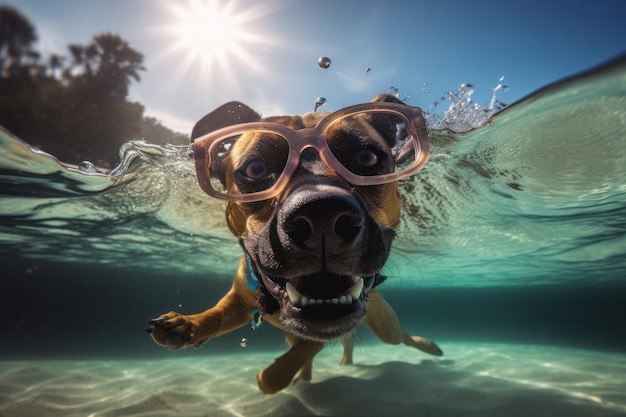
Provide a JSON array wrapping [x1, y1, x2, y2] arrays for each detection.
[[158, 0, 277, 90]]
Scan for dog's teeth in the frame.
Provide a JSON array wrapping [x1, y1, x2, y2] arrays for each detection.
[[286, 282, 302, 305], [350, 277, 364, 300], [293, 278, 363, 307]]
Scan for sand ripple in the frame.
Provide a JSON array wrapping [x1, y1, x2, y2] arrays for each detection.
[[0, 343, 624, 417]]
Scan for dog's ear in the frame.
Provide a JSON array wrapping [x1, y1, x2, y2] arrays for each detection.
[[191, 101, 261, 141], [370, 93, 406, 105]]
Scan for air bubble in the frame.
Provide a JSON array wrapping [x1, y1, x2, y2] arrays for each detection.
[[78, 161, 97, 173], [318, 57, 331, 69], [240, 338, 248, 347], [365, 67, 372, 73], [314, 97, 327, 112], [388, 86, 399, 96]]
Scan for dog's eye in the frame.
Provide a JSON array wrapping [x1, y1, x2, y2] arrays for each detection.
[[355, 149, 378, 167], [244, 161, 268, 179]]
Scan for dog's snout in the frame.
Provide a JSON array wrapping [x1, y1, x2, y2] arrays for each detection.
[[282, 193, 365, 252]]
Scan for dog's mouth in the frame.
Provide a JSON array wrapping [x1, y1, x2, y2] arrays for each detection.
[[257, 269, 376, 341]]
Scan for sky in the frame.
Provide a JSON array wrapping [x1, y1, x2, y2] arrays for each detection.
[[5, 0, 626, 135]]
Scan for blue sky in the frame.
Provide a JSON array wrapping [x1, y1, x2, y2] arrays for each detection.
[[5, 0, 626, 134]]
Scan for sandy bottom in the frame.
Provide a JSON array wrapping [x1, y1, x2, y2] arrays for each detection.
[[1, 342, 625, 417]]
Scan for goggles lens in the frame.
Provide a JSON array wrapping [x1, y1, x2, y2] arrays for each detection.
[[209, 131, 290, 197]]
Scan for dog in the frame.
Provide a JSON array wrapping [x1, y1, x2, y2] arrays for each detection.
[[148, 94, 443, 393]]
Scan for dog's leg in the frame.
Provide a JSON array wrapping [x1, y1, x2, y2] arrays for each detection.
[[257, 334, 324, 394], [149, 259, 257, 349], [339, 333, 354, 365], [365, 289, 443, 356]]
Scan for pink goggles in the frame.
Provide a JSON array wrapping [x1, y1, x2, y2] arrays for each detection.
[[193, 101, 430, 202]]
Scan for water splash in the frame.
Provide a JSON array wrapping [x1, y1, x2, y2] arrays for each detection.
[[426, 78, 509, 132]]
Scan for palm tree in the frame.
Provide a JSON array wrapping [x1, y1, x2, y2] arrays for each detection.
[[0, 6, 37, 77], [67, 33, 145, 98], [48, 54, 65, 79]]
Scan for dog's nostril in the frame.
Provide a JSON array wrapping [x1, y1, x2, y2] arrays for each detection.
[[334, 214, 362, 244], [287, 216, 313, 245]]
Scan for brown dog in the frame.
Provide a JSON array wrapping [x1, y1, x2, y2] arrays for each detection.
[[148, 95, 442, 393]]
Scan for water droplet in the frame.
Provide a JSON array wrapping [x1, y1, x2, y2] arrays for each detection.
[[499, 75, 505, 82], [432, 101, 440, 109], [314, 97, 327, 112], [492, 100, 508, 111], [78, 161, 97, 173], [403, 93, 410, 102], [388, 86, 399, 96], [365, 67, 372, 73], [240, 338, 248, 348], [493, 84, 509, 93], [318, 57, 332, 69]]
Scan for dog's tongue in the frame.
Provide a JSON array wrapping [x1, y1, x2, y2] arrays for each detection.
[[290, 271, 355, 300]]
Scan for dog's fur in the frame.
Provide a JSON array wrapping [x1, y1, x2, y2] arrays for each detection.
[[149, 95, 442, 393]]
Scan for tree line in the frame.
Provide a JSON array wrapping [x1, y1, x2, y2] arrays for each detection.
[[0, 6, 189, 168]]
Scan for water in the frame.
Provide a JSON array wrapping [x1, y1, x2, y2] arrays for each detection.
[[2, 55, 624, 288], [1, 56, 625, 416]]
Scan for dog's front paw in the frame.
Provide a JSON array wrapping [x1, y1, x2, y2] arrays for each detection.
[[147, 311, 199, 349]]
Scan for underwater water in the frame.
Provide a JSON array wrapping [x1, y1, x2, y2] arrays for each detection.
[[1, 56, 625, 416]]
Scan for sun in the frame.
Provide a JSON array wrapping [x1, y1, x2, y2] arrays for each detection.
[[169, 1, 244, 65], [160, 0, 274, 87]]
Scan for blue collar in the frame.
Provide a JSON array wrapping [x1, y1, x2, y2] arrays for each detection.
[[245, 256, 263, 329], [245, 256, 260, 291]]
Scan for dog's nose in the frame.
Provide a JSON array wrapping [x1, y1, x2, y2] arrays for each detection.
[[281, 191, 365, 253]]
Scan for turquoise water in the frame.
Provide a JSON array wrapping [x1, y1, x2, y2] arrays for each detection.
[[1, 54, 625, 417], [1, 55, 625, 288]]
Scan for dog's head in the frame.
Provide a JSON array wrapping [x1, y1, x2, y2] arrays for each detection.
[[192, 95, 428, 340]]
